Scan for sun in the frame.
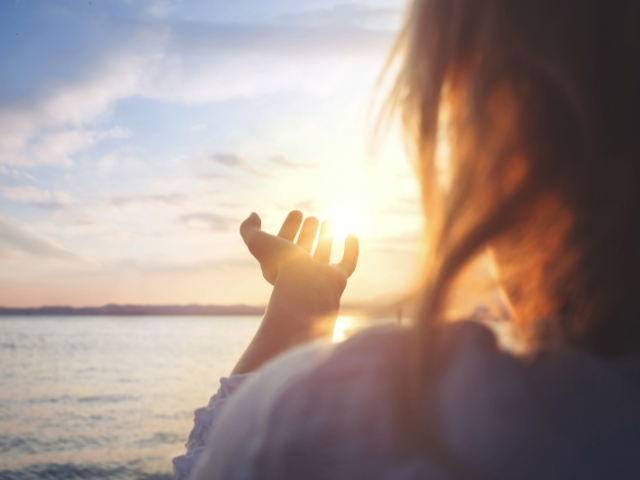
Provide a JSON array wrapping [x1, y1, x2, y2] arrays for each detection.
[[323, 204, 370, 240]]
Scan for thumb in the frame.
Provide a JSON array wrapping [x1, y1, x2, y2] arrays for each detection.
[[240, 212, 297, 265], [239, 212, 262, 246]]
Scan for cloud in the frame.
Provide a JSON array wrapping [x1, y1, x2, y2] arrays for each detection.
[[0, 33, 159, 167], [109, 193, 188, 207], [0, 123, 132, 168], [293, 199, 322, 213], [105, 255, 256, 274], [146, 0, 174, 18], [196, 173, 230, 181], [97, 148, 142, 173], [210, 153, 243, 167], [0, 215, 93, 265], [0, 72, 136, 167], [270, 155, 315, 169], [129, 12, 396, 99], [0, 166, 34, 180], [97, 152, 120, 173], [165, 9, 397, 60], [206, 153, 267, 177], [177, 212, 236, 232], [0, 4, 396, 168], [279, 5, 403, 31], [1, 186, 74, 208], [32, 127, 130, 168]]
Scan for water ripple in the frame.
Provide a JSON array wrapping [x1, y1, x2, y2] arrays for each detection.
[[0, 463, 172, 480]]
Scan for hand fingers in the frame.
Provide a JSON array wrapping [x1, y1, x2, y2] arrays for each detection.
[[277, 210, 303, 242], [313, 220, 333, 264], [296, 216, 319, 253], [240, 213, 293, 264], [337, 234, 359, 278]]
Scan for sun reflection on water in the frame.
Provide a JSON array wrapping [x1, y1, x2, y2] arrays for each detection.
[[332, 316, 362, 342]]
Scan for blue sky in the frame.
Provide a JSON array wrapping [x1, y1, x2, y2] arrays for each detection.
[[0, 0, 423, 308]]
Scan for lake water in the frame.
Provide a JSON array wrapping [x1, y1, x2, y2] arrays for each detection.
[[0, 316, 265, 480], [0, 315, 375, 480]]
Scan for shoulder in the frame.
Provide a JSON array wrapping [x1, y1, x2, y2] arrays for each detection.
[[191, 338, 337, 480], [194, 319, 640, 480], [434, 323, 640, 480], [193, 321, 498, 480]]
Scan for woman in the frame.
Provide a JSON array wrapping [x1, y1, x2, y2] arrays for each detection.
[[174, 0, 640, 478]]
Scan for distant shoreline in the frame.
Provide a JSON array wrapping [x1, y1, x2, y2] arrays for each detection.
[[0, 304, 266, 316]]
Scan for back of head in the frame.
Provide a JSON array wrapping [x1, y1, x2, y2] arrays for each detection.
[[393, 0, 640, 358]]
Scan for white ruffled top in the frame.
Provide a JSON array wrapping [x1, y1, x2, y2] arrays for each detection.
[[174, 321, 640, 480]]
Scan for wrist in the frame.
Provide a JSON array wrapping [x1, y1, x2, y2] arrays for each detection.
[[230, 300, 336, 376], [263, 284, 339, 343]]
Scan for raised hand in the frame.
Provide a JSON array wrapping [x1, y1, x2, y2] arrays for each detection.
[[232, 210, 359, 374], [240, 210, 358, 289]]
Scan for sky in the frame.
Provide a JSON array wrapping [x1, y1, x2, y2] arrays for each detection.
[[0, 0, 424, 308]]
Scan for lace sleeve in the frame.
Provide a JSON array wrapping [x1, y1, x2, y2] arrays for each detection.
[[173, 374, 253, 479]]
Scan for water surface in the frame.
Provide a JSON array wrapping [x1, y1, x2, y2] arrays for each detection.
[[0, 316, 262, 479]]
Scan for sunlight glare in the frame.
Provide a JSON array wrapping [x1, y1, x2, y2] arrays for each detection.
[[324, 204, 370, 240], [332, 316, 360, 342], [436, 100, 453, 191]]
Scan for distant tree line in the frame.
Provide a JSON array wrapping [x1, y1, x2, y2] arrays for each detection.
[[0, 304, 266, 316]]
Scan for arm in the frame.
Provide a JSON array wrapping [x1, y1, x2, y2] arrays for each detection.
[[173, 210, 358, 479], [231, 210, 359, 375]]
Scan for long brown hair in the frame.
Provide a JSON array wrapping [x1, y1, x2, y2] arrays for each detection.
[[386, 0, 640, 470], [391, 0, 640, 359]]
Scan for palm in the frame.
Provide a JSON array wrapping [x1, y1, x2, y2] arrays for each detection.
[[240, 211, 359, 289], [231, 212, 359, 375]]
